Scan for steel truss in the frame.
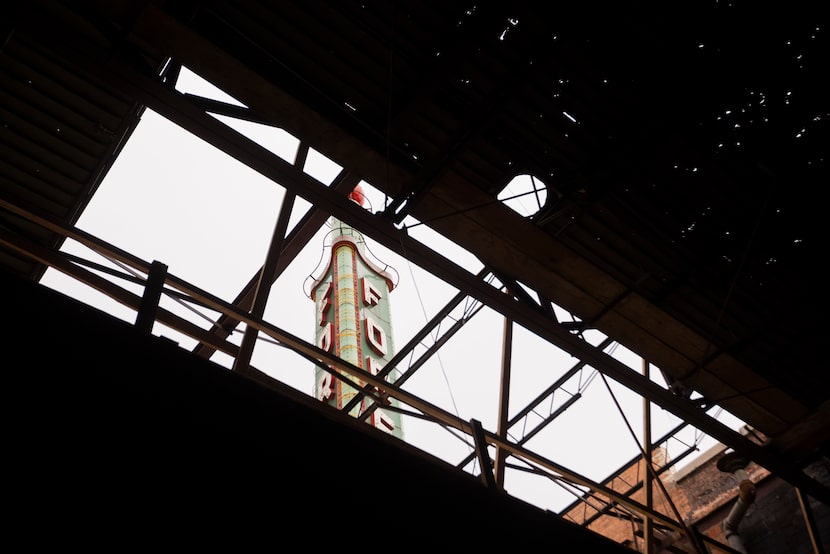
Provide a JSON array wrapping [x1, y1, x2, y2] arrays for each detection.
[[5, 5, 828, 551]]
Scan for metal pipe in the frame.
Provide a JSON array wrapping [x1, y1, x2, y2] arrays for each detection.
[[717, 452, 757, 554], [494, 313, 513, 490], [642, 359, 654, 554]]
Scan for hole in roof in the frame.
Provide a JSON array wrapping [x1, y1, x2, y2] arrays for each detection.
[[498, 174, 548, 217]]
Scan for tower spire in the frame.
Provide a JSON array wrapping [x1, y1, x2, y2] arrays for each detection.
[[310, 186, 403, 438]]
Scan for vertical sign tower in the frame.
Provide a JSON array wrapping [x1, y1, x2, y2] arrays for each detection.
[[310, 186, 404, 439]]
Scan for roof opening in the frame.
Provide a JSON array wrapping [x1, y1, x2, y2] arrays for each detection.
[[498, 173, 548, 217]]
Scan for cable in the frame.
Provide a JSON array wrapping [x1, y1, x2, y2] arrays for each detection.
[[404, 250, 463, 423], [401, 187, 548, 231]]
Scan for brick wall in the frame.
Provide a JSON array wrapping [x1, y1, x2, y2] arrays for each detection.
[[560, 442, 830, 553]]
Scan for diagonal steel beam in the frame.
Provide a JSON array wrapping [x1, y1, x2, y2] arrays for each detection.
[[233, 192, 296, 375]]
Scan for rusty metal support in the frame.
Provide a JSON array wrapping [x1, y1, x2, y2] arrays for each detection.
[[471, 418, 497, 489], [494, 313, 513, 490], [135, 260, 167, 334], [796, 487, 826, 554], [233, 192, 296, 375], [642, 358, 654, 554]]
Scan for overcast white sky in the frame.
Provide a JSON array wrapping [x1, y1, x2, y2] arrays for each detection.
[[40, 67, 743, 513]]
